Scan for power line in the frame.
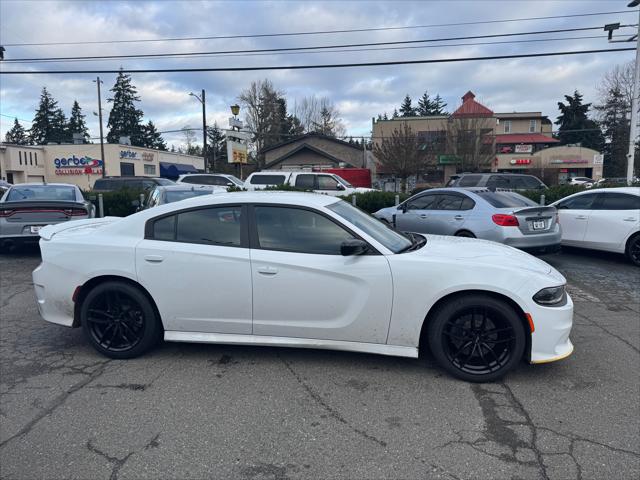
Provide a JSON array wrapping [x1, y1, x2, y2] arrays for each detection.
[[0, 113, 32, 123], [3, 25, 632, 63], [1, 48, 634, 75], [3, 9, 636, 47], [2, 35, 622, 64]]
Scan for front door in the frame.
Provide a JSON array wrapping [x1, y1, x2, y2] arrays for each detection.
[[250, 205, 393, 343], [556, 192, 599, 245], [584, 192, 640, 252], [135, 204, 252, 334], [315, 174, 345, 196], [426, 193, 473, 235], [394, 193, 440, 234]]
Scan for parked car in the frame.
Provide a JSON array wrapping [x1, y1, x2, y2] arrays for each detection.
[[551, 187, 640, 266], [92, 176, 174, 192], [34, 192, 573, 382], [0, 183, 94, 250], [244, 171, 376, 196], [141, 185, 219, 209], [0, 180, 12, 196], [567, 177, 595, 187], [373, 188, 560, 252], [446, 173, 547, 191], [175, 173, 244, 189]]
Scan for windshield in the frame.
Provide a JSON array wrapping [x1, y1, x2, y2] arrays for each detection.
[[156, 178, 175, 186], [165, 190, 213, 203], [333, 175, 354, 188], [327, 200, 412, 253], [226, 175, 244, 187], [477, 191, 538, 208], [7, 185, 76, 202]]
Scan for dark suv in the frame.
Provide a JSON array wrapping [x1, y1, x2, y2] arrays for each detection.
[[447, 173, 546, 191], [92, 177, 174, 192]]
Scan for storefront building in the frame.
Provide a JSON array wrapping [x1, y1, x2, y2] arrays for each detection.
[[0, 143, 204, 189]]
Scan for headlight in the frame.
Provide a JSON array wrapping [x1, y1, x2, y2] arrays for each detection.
[[533, 285, 567, 306]]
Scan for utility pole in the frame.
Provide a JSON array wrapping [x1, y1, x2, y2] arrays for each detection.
[[93, 77, 106, 177], [627, 3, 640, 185], [189, 90, 208, 172]]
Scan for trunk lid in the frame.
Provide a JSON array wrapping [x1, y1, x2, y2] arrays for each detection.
[[497, 205, 558, 236]]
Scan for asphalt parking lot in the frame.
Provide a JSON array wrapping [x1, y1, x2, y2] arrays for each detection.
[[1, 246, 638, 480]]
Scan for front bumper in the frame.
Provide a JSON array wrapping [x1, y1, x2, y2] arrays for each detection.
[[528, 292, 574, 364]]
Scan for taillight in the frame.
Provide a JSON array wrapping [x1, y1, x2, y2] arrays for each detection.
[[492, 214, 519, 227], [64, 208, 88, 216], [0, 209, 13, 217]]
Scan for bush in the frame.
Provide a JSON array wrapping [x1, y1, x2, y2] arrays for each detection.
[[519, 185, 586, 205], [85, 188, 145, 217], [339, 191, 411, 213]]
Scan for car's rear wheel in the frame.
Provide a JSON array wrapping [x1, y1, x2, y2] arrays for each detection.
[[626, 233, 640, 267], [455, 230, 475, 238], [80, 281, 161, 359], [427, 294, 525, 382]]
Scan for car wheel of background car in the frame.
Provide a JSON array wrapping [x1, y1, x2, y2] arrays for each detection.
[[426, 294, 526, 382], [80, 281, 162, 359], [455, 230, 476, 238], [625, 233, 640, 267]]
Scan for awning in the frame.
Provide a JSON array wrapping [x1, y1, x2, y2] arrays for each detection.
[[160, 162, 199, 178]]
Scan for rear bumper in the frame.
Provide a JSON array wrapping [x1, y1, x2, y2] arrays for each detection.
[[502, 230, 562, 249], [32, 260, 78, 327]]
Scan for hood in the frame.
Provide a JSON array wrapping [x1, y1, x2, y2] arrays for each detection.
[[414, 234, 559, 277], [39, 217, 121, 241]]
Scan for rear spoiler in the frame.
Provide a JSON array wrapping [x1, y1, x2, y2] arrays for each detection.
[[0, 200, 88, 210], [39, 217, 120, 241]]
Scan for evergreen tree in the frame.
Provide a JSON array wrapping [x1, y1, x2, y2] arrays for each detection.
[[30, 87, 67, 144], [106, 70, 144, 146], [206, 122, 227, 168], [417, 92, 434, 116], [595, 86, 631, 177], [66, 100, 89, 143], [431, 94, 448, 115], [383, 112, 389, 121], [555, 90, 604, 151], [399, 94, 417, 117], [4, 118, 29, 145], [392, 109, 399, 119], [140, 120, 166, 150]]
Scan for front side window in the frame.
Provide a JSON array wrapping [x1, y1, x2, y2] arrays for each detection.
[[176, 207, 242, 246], [295, 174, 316, 189], [406, 194, 438, 210], [255, 206, 354, 255], [557, 193, 597, 210], [317, 175, 339, 190], [596, 193, 640, 210], [457, 175, 482, 187], [250, 174, 286, 185]]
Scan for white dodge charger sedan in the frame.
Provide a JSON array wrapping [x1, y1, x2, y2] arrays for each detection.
[[33, 192, 573, 382]]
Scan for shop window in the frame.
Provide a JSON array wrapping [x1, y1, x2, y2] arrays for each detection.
[[144, 164, 156, 175], [34, 153, 38, 165], [529, 120, 537, 133], [503, 121, 511, 134], [29, 152, 33, 165], [18, 151, 22, 165]]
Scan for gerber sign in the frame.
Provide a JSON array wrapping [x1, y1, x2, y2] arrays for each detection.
[[53, 155, 103, 175]]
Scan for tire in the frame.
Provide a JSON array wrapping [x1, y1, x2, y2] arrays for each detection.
[[455, 230, 476, 238], [426, 294, 526, 382], [626, 233, 640, 267], [80, 281, 162, 359]]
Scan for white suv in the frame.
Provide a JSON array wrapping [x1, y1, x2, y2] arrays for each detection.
[[244, 171, 375, 196], [176, 173, 244, 190]]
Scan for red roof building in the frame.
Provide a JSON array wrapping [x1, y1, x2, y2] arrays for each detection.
[[451, 91, 494, 118]]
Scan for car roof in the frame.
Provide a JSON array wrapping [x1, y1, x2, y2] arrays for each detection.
[[596, 187, 640, 195]]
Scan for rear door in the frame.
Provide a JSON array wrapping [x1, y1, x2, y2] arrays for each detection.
[[555, 192, 599, 245], [428, 193, 474, 235], [394, 193, 440, 233], [135, 204, 252, 334], [249, 204, 393, 343], [583, 192, 640, 252]]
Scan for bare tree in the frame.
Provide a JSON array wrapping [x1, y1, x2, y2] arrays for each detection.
[[294, 96, 346, 137], [445, 116, 495, 172], [181, 126, 199, 155], [596, 61, 634, 115], [373, 121, 425, 192]]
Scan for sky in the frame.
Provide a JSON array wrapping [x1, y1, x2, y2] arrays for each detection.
[[0, 0, 636, 148]]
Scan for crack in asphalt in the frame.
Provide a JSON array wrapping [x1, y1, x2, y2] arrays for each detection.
[[0, 359, 112, 449], [574, 311, 640, 355], [278, 353, 388, 448], [86, 433, 161, 480]]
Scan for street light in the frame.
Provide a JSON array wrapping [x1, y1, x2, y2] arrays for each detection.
[[189, 89, 208, 172], [230, 104, 240, 117]]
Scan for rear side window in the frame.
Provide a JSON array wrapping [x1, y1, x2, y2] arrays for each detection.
[[486, 175, 510, 189], [477, 192, 538, 208], [556, 193, 598, 210], [124, 180, 143, 189], [176, 207, 242, 246], [180, 176, 200, 184], [457, 175, 482, 187], [94, 179, 123, 190], [153, 215, 175, 241], [596, 193, 640, 210], [436, 194, 464, 210], [250, 174, 286, 185], [295, 174, 316, 189]]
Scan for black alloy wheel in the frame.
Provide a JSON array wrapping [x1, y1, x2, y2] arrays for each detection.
[[626, 234, 640, 267], [81, 281, 161, 359], [427, 294, 525, 382]]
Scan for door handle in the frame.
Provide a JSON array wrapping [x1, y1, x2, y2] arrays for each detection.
[[419, 214, 428, 219], [575, 215, 587, 220], [257, 266, 278, 275], [144, 255, 164, 263], [623, 217, 637, 222], [454, 215, 464, 220]]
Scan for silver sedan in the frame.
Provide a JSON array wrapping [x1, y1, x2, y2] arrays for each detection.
[[373, 187, 561, 252]]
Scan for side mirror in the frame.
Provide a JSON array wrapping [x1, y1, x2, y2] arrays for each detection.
[[341, 239, 369, 256], [131, 199, 140, 207], [336, 184, 346, 191], [227, 182, 234, 187], [398, 203, 407, 213]]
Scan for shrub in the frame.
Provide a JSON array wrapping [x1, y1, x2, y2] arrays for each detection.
[[519, 185, 586, 205], [85, 188, 145, 217], [339, 191, 411, 213]]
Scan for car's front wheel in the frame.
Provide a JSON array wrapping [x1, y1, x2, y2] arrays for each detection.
[[80, 281, 162, 359], [427, 294, 526, 382], [626, 233, 640, 267]]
